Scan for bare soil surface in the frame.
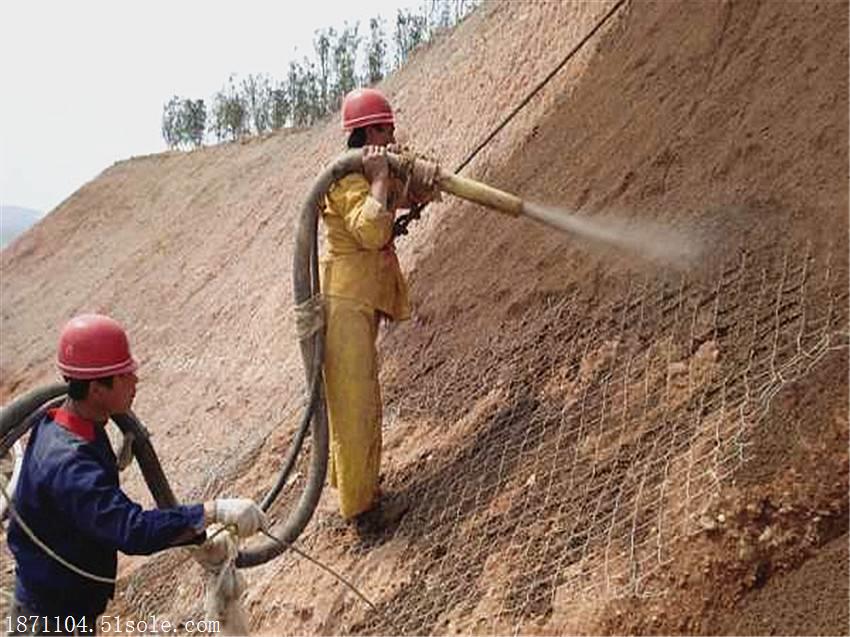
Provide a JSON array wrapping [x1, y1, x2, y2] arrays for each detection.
[[2, 1, 848, 635]]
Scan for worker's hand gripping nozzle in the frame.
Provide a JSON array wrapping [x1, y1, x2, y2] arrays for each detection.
[[388, 147, 443, 205]]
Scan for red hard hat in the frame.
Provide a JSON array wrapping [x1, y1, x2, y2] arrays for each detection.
[[341, 88, 395, 132], [56, 314, 138, 380]]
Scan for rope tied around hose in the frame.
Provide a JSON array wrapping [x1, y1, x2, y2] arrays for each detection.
[[391, 147, 442, 237], [294, 294, 326, 341]]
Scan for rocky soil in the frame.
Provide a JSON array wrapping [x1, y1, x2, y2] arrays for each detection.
[[2, 1, 847, 635]]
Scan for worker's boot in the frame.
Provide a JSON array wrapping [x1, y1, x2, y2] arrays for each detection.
[[378, 492, 410, 528], [353, 492, 410, 537]]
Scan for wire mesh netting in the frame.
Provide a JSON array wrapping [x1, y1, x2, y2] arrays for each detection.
[[19, 241, 843, 635], [339, 241, 849, 635]]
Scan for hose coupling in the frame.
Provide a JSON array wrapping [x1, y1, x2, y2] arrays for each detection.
[[389, 147, 443, 203]]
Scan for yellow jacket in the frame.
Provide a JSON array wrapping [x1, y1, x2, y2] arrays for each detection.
[[321, 173, 411, 321]]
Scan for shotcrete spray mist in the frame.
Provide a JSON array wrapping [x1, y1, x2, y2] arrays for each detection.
[[522, 202, 703, 269]]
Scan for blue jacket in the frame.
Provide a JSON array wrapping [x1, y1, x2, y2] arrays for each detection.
[[8, 408, 205, 617]]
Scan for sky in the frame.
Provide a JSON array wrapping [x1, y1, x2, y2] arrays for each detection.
[[0, 0, 420, 215]]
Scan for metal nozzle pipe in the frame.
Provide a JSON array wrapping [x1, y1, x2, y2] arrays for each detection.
[[389, 151, 523, 218], [436, 171, 523, 218]]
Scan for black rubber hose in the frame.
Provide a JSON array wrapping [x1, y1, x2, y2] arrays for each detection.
[[0, 383, 68, 453], [256, 182, 327, 514], [259, 337, 323, 511], [0, 386, 177, 510], [112, 411, 178, 508]]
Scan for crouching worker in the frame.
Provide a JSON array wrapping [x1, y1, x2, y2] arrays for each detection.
[[5, 314, 267, 635]]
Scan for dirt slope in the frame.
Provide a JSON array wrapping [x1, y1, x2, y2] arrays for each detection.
[[2, 1, 848, 635]]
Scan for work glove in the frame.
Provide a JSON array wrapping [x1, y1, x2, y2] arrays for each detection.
[[213, 499, 268, 537]]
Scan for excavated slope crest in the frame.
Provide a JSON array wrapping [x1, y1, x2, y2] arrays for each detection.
[[2, 1, 848, 635]]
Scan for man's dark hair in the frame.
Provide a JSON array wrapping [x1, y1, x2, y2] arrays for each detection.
[[65, 376, 114, 401], [347, 127, 367, 148]]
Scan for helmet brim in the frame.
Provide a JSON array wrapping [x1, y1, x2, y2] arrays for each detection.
[[57, 356, 139, 381]]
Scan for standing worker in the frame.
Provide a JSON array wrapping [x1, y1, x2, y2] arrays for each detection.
[[321, 88, 435, 533], [5, 314, 267, 635]]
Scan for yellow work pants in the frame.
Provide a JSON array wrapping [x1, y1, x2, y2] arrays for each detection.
[[323, 296, 382, 519]]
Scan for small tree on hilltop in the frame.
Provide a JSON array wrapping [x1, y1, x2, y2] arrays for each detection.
[[162, 96, 205, 149], [162, 95, 182, 149], [331, 22, 361, 109], [394, 8, 428, 68], [428, 0, 452, 32], [269, 81, 290, 130], [314, 28, 334, 115], [242, 73, 272, 135], [303, 60, 324, 124], [211, 75, 248, 142], [184, 98, 206, 148], [365, 16, 388, 85], [288, 60, 310, 127]]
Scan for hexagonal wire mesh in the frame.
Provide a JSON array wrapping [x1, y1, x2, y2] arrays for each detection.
[[344, 240, 849, 635], [91, 240, 847, 635]]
